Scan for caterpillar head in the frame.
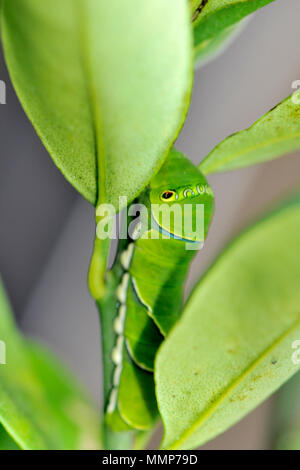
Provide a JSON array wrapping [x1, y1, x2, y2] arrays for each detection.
[[149, 150, 214, 243]]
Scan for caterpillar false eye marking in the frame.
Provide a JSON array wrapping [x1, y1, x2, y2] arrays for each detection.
[[160, 190, 176, 201]]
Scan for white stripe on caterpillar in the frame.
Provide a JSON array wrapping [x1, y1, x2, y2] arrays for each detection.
[[131, 277, 153, 314], [113, 305, 126, 335], [131, 221, 143, 240], [113, 363, 123, 387], [107, 388, 118, 414], [116, 273, 129, 304], [111, 335, 124, 365], [120, 243, 134, 270], [107, 244, 133, 415]]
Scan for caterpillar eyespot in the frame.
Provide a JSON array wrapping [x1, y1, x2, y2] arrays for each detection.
[[160, 190, 176, 201]]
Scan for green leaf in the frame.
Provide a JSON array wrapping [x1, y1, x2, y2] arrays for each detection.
[[199, 95, 300, 175], [0, 424, 19, 450], [2, 0, 192, 207], [194, 19, 247, 69], [193, 0, 274, 49], [272, 372, 300, 450], [0, 279, 101, 450], [155, 195, 300, 450]]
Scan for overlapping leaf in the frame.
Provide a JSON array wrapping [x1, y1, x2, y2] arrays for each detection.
[[193, 0, 274, 49]]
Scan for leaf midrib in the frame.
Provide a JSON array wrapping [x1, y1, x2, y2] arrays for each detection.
[[75, 1, 103, 206]]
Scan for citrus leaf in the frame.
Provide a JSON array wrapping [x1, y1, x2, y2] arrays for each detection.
[[1, 0, 192, 207], [199, 95, 300, 175], [0, 279, 101, 450], [193, 0, 274, 48], [156, 195, 300, 449], [194, 19, 247, 68]]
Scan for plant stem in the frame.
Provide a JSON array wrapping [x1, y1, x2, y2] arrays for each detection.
[[89, 213, 134, 450], [96, 272, 133, 450]]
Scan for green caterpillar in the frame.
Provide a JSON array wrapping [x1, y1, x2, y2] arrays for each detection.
[[101, 149, 214, 431]]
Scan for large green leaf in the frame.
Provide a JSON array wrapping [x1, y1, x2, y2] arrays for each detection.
[[0, 279, 101, 450], [193, 0, 274, 52], [199, 95, 300, 175], [156, 195, 300, 449], [1, 0, 192, 207]]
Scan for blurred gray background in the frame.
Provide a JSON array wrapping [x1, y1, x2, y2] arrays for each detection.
[[1, 0, 300, 449]]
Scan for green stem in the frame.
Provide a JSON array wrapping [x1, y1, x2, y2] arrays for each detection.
[[96, 273, 133, 450], [89, 212, 134, 449]]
